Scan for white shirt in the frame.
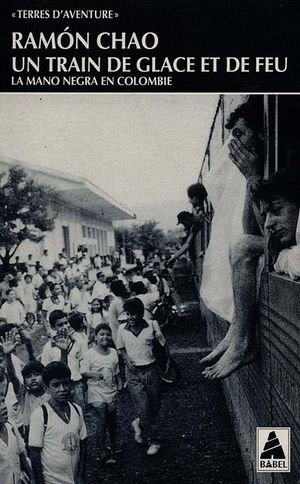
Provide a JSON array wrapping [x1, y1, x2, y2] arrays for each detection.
[[136, 291, 159, 311], [27, 265, 36, 276], [0, 301, 25, 326], [17, 384, 50, 426], [149, 283, 159, 293], [29, 402, 87, 484], [73, 332, 88, 355], [274, 210, 300, 280], [64, 266, 80, 280], [42, 295, 65, 321], [108, 296, 124, 344], [117, 319, 165, 366], [91, 281, 110, 300], [57, 256, 68, 266], [81, 256, 90, 270], [133, 249, 143, 260], [11, 354, 24, 382], [94, 256, 102, 268], [2, 379, 19, 425], [89, 312, 104, 330], [64, 267, 72, 280], [23, 282, 36, 312], [69, 287, 91, 314], [132, 275, 145, 283], [0, 357, 24, 426], [41, 339, 83, 381], [15, 283, 26, 306], [32, 273, 43, 289], [80, 347, 119, 404], [40, 255, 53, 271], [0, 422, 25, 484]]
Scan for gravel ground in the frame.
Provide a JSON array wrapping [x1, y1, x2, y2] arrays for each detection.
[[85, 320, 247, 484]]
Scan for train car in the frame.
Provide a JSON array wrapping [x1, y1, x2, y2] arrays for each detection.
[[197, 95, 300, 484]]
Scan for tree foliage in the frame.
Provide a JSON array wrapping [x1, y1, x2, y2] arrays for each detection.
[[0, 166, 55, 268], [115, 220, 165, 259]]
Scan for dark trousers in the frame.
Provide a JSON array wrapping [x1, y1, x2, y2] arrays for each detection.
[[126, 363, 161, 442]]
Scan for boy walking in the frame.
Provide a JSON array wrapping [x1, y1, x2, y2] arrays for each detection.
[[29, 362, 87, 484], [117, 297, 165, 456], [81, 323, 121, 463]]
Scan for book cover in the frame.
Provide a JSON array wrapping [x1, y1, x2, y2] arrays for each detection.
[[0, 2, 299, 483]]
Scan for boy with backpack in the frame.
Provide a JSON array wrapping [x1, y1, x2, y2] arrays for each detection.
[[29, 361, 87, 484]]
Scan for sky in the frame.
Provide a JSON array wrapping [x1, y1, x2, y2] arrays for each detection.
[[0, 93, 218, 230]]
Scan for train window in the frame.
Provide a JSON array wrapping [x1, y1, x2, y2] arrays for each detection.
[[277, 95, 300, 169], [265, 94, 300, 177]]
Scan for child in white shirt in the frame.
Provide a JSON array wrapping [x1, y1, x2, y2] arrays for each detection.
[[81, 323, 121, 463], [0, 392, 32, 484], [29, 362, 87, 484]]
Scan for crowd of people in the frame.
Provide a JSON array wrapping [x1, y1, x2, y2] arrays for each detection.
[[0, 249, 172, 483]]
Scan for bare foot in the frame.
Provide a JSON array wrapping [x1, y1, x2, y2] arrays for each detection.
[[199, 330, 232, 367], [202, 341, 257, 380]]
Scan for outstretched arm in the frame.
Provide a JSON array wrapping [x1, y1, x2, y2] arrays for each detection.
[[19, 326, 36, 361], [167, 232, 195, 265], [1, 332, 21, 395]]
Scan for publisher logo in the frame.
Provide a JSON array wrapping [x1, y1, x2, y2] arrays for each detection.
[[256, 428, 290, 472]]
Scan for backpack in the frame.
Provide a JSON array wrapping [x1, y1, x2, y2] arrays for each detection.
[[41, 402, 80, 433]]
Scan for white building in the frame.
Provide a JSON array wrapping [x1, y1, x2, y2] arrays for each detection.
[[0, 158, 135, 263]]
